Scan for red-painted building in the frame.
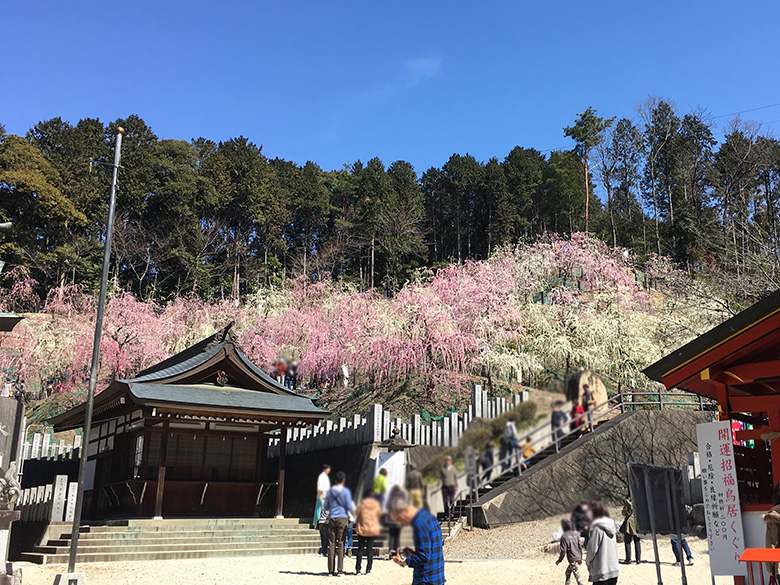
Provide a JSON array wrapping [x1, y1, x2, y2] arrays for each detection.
[[644, 290, 780, 584]]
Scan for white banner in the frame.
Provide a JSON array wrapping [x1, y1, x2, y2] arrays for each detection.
[[376, 451, 406, 509], [696, 420, 746, 576]]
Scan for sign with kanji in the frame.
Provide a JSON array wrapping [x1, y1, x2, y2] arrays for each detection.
[[697, 420, 746, 576]]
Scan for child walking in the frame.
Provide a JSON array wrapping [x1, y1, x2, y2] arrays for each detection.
[[556, 518, 584, 585]]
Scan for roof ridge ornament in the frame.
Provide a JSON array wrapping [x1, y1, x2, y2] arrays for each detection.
[[206, 321, 237, 350]]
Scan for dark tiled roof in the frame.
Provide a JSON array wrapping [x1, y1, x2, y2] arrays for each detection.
[[128, 382, 324, 416], [47, 325, 330, 430], [130, 343, 223, 384], [132, 330, 223, 381], [0, 313, 23, 332]]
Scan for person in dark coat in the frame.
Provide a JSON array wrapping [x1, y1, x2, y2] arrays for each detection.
[[620, 498, 641, 564], [478, 441, 496, 487], [764, 483, 780, 579], [552, 402, 568, 450], [571, 501, 590, 545]]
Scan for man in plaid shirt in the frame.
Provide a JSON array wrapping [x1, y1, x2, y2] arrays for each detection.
[[389, 497, 446, 585]]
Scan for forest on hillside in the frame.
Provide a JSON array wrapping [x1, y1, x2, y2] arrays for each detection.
[[2, 98, 780, 304], [0, 235, 738, 417]]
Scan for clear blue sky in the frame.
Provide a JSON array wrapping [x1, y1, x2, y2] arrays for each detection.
[[3, 1, 779, 173]]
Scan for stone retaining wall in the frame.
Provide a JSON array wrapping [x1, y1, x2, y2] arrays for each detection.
[[473, 410, 715, 528]]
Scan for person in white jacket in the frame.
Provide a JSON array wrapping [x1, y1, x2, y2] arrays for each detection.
[[585, 499, 619, 585]]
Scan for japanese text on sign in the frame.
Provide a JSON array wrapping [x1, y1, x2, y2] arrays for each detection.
[[697, 420, 746, 576]]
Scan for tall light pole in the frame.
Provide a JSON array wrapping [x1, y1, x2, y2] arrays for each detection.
[[64, 127, 124, 576]]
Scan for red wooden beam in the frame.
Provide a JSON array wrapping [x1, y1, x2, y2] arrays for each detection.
[[725, 360, 780, 384], [731, 395, 780, 413], [662, 313, 780, 388]]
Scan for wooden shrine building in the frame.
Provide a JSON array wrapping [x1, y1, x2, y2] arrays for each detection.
[[48, 325, 329, 519], [644, 290, 780, 506], [644, 289, 780, 584], [0, 312, 23, 332]]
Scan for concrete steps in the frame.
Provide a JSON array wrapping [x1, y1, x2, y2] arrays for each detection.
[[439, 424, 607, 534], [21, 518, 321, 565]]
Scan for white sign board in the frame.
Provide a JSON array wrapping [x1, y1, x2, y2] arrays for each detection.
[[697, 420, 746, 576], [376, 451, 406, 509]]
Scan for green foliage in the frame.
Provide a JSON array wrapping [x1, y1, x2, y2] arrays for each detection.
[[420, 400, 539, 483], [5, 101, 780, 304], [490, 401, 538, 436]]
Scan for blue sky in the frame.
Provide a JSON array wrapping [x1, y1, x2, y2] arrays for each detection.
[[3, 1, 779, 173]]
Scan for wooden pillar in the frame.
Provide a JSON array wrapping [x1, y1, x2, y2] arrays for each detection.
[[275, 426, 287, 518], [256, 429, 268, 482], [155, 418, 169, 519]]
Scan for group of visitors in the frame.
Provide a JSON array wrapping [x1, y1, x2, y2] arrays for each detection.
[[556, 499, 619, 585], [557, 494, 695, 585], [315, 463, 445, 583], [271, 358, 299, 390]]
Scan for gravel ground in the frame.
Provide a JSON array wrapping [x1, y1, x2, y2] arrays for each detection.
[[19, 512, 736, 585]]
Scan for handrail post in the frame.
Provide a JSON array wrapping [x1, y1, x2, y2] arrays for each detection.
[[658, 390, 664, 411], [698, 395, 703, 411], [618, 383, 625, 414]]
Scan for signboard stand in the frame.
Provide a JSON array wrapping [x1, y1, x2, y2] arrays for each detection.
[[642, 465, 665, 585], [664, 468, 688, 585], [630, 463, 691, 585]]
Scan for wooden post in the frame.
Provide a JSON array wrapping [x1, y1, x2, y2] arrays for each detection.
[[155, 418, 169, 518], [618, 383, 625, 414], [275, 427, 287, 518]]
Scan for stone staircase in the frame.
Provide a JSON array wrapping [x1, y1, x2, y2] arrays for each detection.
[[20, 518, 320, 565], [438, 425, 599, 530]]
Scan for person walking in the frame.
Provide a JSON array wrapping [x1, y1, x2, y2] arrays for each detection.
[[405, 464, 424, 509], [355, 489, 382, 575], [556, 518, 584, 585], [373, 467, 388, 506], [552, 402, 568, 451], [439, 455, 458, 519], [585, 499, 619, 585], [314, 463, 332, 555], [389, 497, 445, 585], [620, 498, 641, 565], [670, 538, 694, 566], [323, 471, 356, 576], [763, 483, 780, 580], [478, 441, 496, 487], [570, 402, 585, 435], [503, 417, 521, 471], [385, 485, 406, 555], [582, 383, 595, 412], [314, 464, 331, 526], [571, 501, 590, 545]]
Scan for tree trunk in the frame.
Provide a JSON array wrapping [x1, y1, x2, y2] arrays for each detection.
[[370, 236, 375, 289], [232, 239, 240, 300], [584, 160, 590, 234], [606, 184, 616, 248], [456, 210, 462, 263]]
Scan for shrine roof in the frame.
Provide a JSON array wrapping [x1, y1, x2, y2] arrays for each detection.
[[643, 289, 780, 396], [47, 323, 329, 430], [0, 313, 23, 332], [127, 382, 325, 417]]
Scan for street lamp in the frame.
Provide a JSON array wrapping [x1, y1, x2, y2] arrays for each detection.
[[55, 127, 124, 585]]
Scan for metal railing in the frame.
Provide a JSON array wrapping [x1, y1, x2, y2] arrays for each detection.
[[436, 389, 715, 528]]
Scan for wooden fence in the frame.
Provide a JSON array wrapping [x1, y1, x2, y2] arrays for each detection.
[[20, 433, 81, 463], [268, 385, 529, 457]]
